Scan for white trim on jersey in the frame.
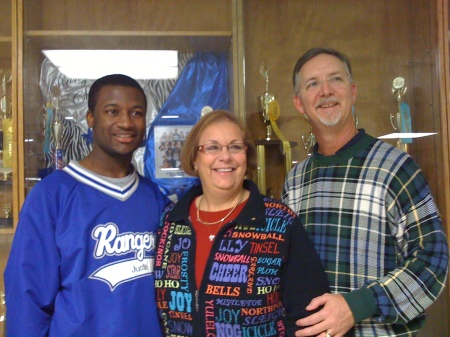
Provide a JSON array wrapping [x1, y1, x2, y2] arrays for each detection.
[[63, 161, 139, 201]]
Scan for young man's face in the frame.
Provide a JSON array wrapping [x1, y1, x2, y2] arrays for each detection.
[[87, 85, 146, 160]]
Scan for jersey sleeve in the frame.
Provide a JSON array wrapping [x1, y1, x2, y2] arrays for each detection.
[[4, 182, 62, 336]]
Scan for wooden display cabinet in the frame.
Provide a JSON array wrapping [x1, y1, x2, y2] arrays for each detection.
[[1, 0, 246, 326], [0, 0, 18, 326], [17, 0, 244, 205], [2, 0, 450, 335], [242, 1, 450, 336]]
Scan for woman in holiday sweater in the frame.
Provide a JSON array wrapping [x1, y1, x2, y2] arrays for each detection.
[[154, 110, 329, 336]]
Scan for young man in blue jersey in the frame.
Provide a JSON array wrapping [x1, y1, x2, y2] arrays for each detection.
[[283, 48, 448, 337], [5, 74, 170, 336]]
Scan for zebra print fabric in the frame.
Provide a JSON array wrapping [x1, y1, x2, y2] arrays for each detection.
[[38, 53, 193, 171]]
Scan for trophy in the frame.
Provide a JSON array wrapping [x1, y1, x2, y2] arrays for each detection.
[[0, 71, 7, 155], [1, 70, 13, 171], [390, 77, 412, 152], [50, 86, 64, 170], [258, 60, 276, 140], [0, 291, 5, 335], [201, 105, 213, 117], [53, 118, 64, 169], [0, 71, 11, 117], [3, 203, 11, 218], [301, 126, 316, 156]]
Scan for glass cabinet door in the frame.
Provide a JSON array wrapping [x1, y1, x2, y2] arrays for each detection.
[[0, 0, 16, 233], [0, 0, 16, 331], [20, 0, 234, 203]]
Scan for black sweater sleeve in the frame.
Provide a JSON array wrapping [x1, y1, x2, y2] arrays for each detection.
[[280, 218, 330, 336]]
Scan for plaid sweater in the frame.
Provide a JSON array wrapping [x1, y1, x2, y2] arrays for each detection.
[[282, 132, 448, 337]]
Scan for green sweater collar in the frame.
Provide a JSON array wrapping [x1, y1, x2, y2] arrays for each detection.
[[311, 130, 377, 166]]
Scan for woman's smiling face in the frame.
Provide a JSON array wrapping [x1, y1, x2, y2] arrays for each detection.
[[194, 120, 247, 197]]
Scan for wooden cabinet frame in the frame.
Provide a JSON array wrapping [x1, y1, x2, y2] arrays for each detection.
[[6, 0, 450, 333], [437, 0, 450, 326]]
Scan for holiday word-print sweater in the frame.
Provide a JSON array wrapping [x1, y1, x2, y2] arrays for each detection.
[[154, 180, 329, 337]]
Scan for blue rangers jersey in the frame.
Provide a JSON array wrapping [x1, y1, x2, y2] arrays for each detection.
[[5, 161, 169, 337]]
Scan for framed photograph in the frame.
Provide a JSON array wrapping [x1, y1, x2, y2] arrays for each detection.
[[154, 125, 192, 179]]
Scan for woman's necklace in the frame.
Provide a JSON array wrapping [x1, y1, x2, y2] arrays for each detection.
[[197, 191, 245, 241]]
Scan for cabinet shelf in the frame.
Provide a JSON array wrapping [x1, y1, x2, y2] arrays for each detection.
[[26, 30, 231, 37], [25, 30, 232, 52]]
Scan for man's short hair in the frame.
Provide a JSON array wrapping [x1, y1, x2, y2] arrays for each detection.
[[292, 47, 353, 94], [88, 74, 147, 111]]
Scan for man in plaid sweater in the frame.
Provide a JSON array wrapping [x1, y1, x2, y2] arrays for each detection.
[[282, 47, 448, 337]]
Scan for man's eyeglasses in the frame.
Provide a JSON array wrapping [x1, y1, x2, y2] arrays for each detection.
[[198, 143, 247, 155], [298, 74, 352, 95]]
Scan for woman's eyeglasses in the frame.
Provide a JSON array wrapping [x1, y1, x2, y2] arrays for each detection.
[[198, 143, 247, 155]]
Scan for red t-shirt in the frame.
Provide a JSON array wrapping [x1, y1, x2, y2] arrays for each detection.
[[189, 196, 247, 289]]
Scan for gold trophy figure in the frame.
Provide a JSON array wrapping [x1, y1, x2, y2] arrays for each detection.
[[258, 60, 276, 140], [1, 71, 13, 172], [0, 70, 11, 117], [2, 203, 11, 218], [52, 119, 63, 151], [50, 86, 65, 169], [301, 127, 316, 156]]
